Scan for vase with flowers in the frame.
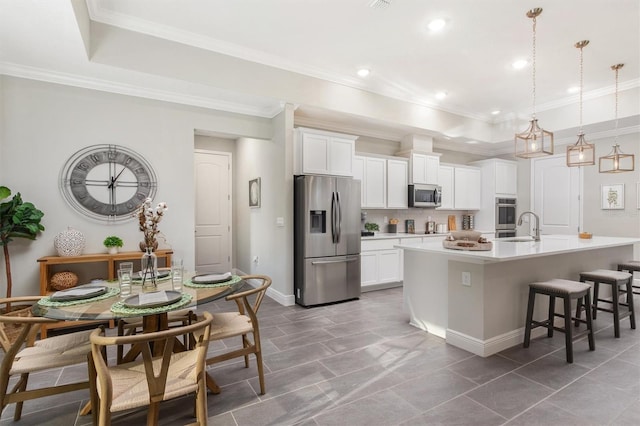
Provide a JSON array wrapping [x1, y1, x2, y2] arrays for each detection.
[[136, 197, 168, 290]]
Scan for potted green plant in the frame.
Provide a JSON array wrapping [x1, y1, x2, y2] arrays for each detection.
[[103, 236, 124, 254], [0, 186, 45, 301], [364, 222, 380, 234]]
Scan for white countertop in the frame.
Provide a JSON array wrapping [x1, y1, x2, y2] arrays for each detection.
[[363, 231, 493, 241], [395, 235, 640, 262]]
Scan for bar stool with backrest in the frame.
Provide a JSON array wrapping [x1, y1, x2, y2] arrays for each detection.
[[523, 279, 595, 363], [617, 260, 640, 296], [577, 269, 635, 338]]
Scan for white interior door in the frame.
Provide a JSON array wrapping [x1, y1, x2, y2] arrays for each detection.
[[532, 155, 581, 235], [194, 151, 232, 273]]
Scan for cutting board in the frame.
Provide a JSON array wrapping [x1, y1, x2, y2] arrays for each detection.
[[448, 215, 457, 231]]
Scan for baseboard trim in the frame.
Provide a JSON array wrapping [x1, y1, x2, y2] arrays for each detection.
[[361, 281, 403, 293], [446, 327, 548, 357], [233, 269, 295, 306]]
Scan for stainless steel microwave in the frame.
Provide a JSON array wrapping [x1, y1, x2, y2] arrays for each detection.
[[408, 184, 442, 208]]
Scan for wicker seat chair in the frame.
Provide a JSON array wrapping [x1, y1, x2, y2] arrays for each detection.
[[0, 296, 96, 421], [206, 275, 271, 395], [88, 311, 213, 426]]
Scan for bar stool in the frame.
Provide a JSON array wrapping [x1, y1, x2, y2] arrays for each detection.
[[618, 260, 640, 296], [524, 279, 594, 363], [578, 269, 635, 338]]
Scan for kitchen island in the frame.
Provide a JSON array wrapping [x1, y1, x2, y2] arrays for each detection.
[[397, 235, 640, 357]]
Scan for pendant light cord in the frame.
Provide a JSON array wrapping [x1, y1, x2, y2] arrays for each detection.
[[578, 44, 584, 131], [531, 15, 537, 117], [614, 65, 619, 145]]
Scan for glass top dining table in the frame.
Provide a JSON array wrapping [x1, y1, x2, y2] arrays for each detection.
[[32, 275, 245, 321]]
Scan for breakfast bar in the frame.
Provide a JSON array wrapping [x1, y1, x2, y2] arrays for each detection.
[[397, 235, 640, 357]]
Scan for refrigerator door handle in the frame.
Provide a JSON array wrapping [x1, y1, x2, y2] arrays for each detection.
[[331, 192, 337, 244], [335, 191, 341, 243], [311, 258, 358, 265]]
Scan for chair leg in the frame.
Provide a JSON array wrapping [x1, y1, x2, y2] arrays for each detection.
[[195, 375, 208, 424], [547, 295, 555, 337], [563, 296, 573, 363], [242, 334, 250, 368], [575, 295, 583, 327], [612, 282, 621, 338], [592, 281, 600, 320], [13, 373, 28, 421], [523, 288, 535, 348], [147, 402, 160, 426], [584, 293, 595, 351], [626, 277, 636, 329]]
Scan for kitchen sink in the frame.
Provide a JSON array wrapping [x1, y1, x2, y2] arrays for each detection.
[[496, 237, 537, 242]]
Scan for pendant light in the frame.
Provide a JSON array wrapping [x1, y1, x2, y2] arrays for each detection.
[[515, 8, 554, 159], [599, 64, 635, 173], [566, 40, 595, 167]]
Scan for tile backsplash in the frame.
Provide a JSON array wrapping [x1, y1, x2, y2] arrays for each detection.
[[362, 209, 478, 234]]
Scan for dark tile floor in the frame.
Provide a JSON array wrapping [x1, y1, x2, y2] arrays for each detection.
[[2, 286, 639, 425]]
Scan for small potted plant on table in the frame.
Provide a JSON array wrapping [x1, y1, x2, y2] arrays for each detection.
[[103, 236, 123, 254]]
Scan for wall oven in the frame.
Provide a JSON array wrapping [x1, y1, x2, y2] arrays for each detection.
[[495, 197, 517, 237]]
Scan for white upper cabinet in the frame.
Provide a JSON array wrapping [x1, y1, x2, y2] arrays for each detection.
[[363, 157, 387, 208], [453, 166, 482, 210], [437, 165, 454, 209], [296, 127, 357, 176], [410, 153, 440, 184], [355, 155, 408, 209], [387, 159, 408, 209], [471, 159, 518, 197], [494, 161, 518, 196]]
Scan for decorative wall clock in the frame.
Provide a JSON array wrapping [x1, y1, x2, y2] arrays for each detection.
[[60, 144, 157, 222]]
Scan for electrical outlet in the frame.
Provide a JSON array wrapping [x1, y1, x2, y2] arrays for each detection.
[[462, 272, 471, 286], [253, 256, 259, 264]]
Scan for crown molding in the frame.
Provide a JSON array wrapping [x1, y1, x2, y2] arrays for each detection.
[[87, 1, 493, 124], [0, 62, 283, 118]]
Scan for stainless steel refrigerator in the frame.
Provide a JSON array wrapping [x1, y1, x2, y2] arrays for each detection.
[[294, 175, 361, 307]]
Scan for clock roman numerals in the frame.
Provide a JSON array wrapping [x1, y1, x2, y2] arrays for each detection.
[[61, 144, 157, 222]]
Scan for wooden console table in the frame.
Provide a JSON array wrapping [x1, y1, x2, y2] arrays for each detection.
[[37, 249, 173, 337]]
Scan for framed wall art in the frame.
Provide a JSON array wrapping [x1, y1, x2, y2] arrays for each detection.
[[249, 178, 261, 208], [601, 183, 624, 210]]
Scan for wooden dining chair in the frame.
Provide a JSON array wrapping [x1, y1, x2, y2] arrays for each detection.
[[0, 296, 97, 421], [88, 311, 213, 426], [206, 275, 272, 395]]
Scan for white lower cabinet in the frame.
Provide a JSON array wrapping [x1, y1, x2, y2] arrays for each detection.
[[361, 239, 401, 290]]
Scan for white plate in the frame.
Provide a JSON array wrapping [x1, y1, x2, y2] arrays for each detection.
[[122, 290, 182, 308], [51, 285, 108, 302], [191, 272, 232, 284]]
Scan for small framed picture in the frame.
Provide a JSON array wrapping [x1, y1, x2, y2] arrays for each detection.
[[601, 184, 624, 210], [249, 178, 261, 208]]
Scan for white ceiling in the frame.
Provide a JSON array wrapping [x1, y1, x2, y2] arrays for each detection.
[[1, 0, 639, 152]]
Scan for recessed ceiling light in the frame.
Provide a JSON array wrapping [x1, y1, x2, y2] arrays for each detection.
[[567, 86, 580, 94], [435, 91, 447, 100], [491, 110, 501, 115], [357, 68, 370, 77], [512, 59, 528, 70], [428, 18, 446, 32], [466, 140, 478, 144]]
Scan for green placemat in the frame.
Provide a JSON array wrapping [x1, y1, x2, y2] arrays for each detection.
[[38, 287, 121, 307], [184, 274, 242, 288], [111, 293, 192, 316]]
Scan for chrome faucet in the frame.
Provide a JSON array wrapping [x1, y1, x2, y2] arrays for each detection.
[[517, 211, 541, 241]]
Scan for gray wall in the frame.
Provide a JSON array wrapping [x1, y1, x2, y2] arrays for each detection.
[[0, 76, 274, 297]]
